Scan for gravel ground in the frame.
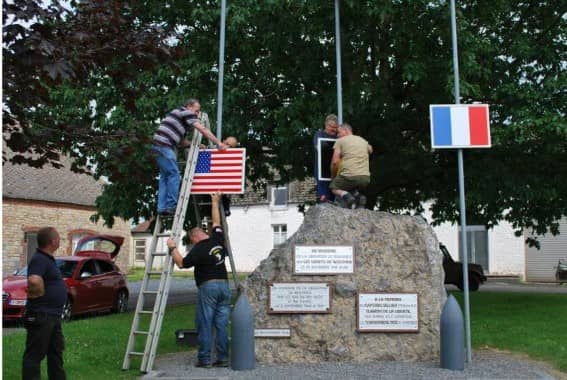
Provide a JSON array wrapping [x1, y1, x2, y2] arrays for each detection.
[[140, 349, 564, 380]]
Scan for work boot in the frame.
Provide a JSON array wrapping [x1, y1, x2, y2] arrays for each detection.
[[195, 361, 212, 368], [334, 196, 345, 208], [342, 192, 356, 209], [357, 195, 367, 208], [212, 360, 229, 368]]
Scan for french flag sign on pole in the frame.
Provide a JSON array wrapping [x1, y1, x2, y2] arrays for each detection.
[[190, 148, 246, 194], [429, 104, 491, 149]]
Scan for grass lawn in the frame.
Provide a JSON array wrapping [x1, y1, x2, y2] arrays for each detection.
[[3, 292, 566, 379], [3, 304, 197, 380], [452, 291, 567, 373]]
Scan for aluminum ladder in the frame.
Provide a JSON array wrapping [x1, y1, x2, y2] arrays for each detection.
[[122, 129, 202, 373]]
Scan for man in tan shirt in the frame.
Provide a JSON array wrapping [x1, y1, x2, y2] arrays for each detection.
[[330, 123, 373, 209]]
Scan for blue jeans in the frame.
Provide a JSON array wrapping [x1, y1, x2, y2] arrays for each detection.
[[152, 145, 180, 212], [196, 280, 231, 364], [314, 166, 334, 202]]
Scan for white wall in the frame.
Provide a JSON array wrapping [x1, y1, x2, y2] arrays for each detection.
[[487, 222, 525, 276], [226, 203, 305, 272]]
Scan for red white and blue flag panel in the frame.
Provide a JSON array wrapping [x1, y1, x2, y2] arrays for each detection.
[[430, 104, 491, 149], [190, 148, 246, 194]]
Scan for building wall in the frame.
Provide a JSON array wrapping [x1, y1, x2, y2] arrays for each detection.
[[2, 199, 133, 274], [226, 203, 305, 272], [433, 220, 524, 276]]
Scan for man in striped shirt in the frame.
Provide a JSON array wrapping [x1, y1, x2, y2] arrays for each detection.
[[152, 98, 228, 217]]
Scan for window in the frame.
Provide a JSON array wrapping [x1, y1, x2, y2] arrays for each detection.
[[25, 231, 38, 265], [97, 260, 115, 274], [134, 239, 146, 262], [270, 186, 288, 209], [80, 260, 99, 277], [56, 260, 77, 278], [272, 224, 287, 247]]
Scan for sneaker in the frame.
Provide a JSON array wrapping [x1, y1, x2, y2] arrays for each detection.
[[213, 360, 229, 368], [342, 192, 356, 209], [195, 361, 212, 368], [158, 209, 175, 218]]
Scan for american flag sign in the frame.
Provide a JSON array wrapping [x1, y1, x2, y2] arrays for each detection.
[[190, 148, 246, 194]]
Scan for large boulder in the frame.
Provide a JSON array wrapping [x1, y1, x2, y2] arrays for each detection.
[[240, 204, 446, 363]]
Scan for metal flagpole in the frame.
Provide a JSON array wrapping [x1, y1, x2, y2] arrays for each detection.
[[216, 0, 227, 140], [334, 0, 343, 124], [450, 0, 472, 363]]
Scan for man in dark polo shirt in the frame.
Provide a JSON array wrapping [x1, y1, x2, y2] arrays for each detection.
[[167, 192, 230, 368], [22, 227, 67, 380]]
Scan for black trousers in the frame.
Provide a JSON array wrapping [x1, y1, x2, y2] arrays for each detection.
[[22, 313, 66, 380]]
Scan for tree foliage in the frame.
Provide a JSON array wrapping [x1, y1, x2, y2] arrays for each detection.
[[3, 0, 566, 241]]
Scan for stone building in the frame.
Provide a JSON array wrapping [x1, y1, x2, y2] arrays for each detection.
[[2, 153, 132, 274]]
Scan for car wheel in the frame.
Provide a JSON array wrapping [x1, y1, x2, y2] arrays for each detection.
[[113, 290, 128, 313], [61, 299, 73, 321], [468, 273, 480, 291]]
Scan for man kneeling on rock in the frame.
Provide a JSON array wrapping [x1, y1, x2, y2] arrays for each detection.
[[167, 192, 230, 368], [330, 123, 372, 209]]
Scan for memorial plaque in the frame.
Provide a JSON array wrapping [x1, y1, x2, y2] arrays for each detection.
[[357, 293, 419, 333], [294, 245, 355, 275], [268, 282, 332, 314], [254, 328, 291, 338]]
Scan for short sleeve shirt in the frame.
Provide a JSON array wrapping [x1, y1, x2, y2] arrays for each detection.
[[182, 226, 228, 286], [26, 250, 67, 316], [333, 135, 370, 177]]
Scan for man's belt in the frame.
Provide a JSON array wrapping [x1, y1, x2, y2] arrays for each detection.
[[152, 140, 174, 148]]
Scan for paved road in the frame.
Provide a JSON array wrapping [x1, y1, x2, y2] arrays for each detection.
[[126, 278, 238, 310], [446, 277, 567, 294]]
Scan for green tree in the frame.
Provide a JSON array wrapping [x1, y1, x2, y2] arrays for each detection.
[[3, 1, 566, 242]]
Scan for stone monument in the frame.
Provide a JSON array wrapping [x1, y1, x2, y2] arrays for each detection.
[[240, 204, 446, 363]]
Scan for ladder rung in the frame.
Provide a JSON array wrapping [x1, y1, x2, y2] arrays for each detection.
[[143, 291, 158, 295], [134, 330, 149, 335], [146, 271, 162, 276], [152, 252, 167, 257], [156, 233, 170, 238], [128, 351, 144, 356], [139, 311, 153, 315]]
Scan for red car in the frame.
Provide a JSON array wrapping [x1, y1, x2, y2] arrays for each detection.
[[3, 235, 129, 321]]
